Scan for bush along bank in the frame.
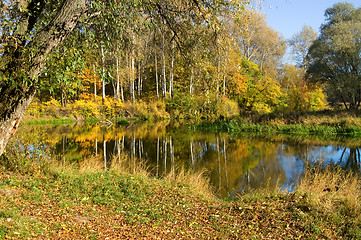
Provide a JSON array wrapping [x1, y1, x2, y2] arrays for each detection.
[[198, 110, 361, 137]]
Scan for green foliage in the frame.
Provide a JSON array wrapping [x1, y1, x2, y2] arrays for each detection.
[[41, 44, 85, 106], [166, 92, 239, 121], [307, 2, 361, 109]]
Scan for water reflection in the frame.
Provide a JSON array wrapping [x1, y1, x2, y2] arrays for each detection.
[[14, 122, 361, 198]]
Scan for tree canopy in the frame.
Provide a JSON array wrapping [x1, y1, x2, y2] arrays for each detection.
[[0, 0, 251, 156], [306, 2, 361, 109], [0, 0, 334, 157]]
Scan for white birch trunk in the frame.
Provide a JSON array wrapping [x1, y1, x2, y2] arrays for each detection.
[[138, 61, 142, 99], [161, 31, 167, 98], [116, 53, 120, 100], [169, 41, 174, 99], [101, 44, 106, 104], [93, 64, 97, 103]]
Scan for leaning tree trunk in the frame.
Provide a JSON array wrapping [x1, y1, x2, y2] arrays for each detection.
[[0, 0, 87, 156]]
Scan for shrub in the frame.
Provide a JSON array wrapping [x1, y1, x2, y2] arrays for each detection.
[[69, 99, 100, 118], [166, 93, 239, 121], [215, 97, 240, 119]]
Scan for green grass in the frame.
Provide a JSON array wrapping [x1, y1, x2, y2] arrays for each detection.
[[25, 118, 76, 125], [1, 149, 361, 238], [199, 117, 361, 139], [194, 109, 361, 138]]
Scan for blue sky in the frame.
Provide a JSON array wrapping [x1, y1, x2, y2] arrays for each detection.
[[259, 0, 361, 40]]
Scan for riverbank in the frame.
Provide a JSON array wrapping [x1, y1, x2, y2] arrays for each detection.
[[198, 109, 361, 138], [24, 98, 170, 124], [25, 99, 361, 136], [1, 152, 360, 239]]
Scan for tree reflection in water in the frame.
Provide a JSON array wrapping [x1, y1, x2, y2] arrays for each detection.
[[339, 147, 361, 169], [14, 123, 361, 198]]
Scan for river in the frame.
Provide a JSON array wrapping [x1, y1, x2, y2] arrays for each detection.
[[15, 121, 361, 198]]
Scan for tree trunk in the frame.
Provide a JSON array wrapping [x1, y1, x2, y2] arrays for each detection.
[[169, 41, 174, 99], [121, 82, 125, 102], [101, 44, 106, 104], [155, 49, 160, 100], [93, 64, 98, 103], [116, 54, 121, 100], [138, 61, 142, 99], [130, 53, 136, 103], [216, 50, 220, 101], [0, 0, 87, 156], [161, 30, 167, 98], [190, 67, 194, 95], [222, 48, 228, 98]]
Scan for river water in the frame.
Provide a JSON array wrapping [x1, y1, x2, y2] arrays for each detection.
[[15, 121, 361, 198]]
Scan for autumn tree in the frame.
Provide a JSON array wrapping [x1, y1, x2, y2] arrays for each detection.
[[289, 25, 318, 70], [0, 0, 88, 156], [236, 9, 286, 78], [306, 2, 361, 109], [0, 0, 248, 156], [42, 36, 85, 107]]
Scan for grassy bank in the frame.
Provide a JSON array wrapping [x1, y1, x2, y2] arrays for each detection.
[[24, 97, 170, 125], [196, 109, 361, 138], [1, 150, 361, 239], [25, 97, 361, 131], [208, 120, 361, 136]]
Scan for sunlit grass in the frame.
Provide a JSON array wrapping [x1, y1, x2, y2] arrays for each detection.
[[294, 164, 361, 238], [2, 143, 361, 238], [164, 167, 215, 200], [297, 165, 361, 216]]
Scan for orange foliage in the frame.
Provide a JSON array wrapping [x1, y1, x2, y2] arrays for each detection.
[[78, 67, 101, 100], [225, 49, 250, 97]]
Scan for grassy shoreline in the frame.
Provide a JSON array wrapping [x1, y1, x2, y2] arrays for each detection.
[[1, 152, 360, 239], [24, 102, 361, 136], [195, 109, 361, 138], [202, 120, 361, 136]]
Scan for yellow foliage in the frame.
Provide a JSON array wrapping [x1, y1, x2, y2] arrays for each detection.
[[69, 99, 100, 118], [225, 48, 250, 97], [215, 97, 240, 118], [245, 76, 285, 113], [287, 83, 326, 112], [77, 66, 101, 100], [309, 86, 327, 111], [102, 97, 124, 117], [44, 97, 61, 108], [252, 102, 272, 114]]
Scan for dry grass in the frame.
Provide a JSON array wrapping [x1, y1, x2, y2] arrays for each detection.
[[164, 167, 215, 200], [78, 155, 104, 173], [297, 165, 361, 216], [110, 154, 150, 178]]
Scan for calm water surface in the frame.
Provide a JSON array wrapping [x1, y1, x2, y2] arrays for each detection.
[[16, 121, 361, 198]]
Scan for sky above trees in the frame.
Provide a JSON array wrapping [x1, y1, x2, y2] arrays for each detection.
[[260, 0, 361, 39]]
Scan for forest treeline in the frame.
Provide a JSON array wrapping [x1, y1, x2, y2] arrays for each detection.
[[29, 1, 342, 117], [1, 1, 361, 155]]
